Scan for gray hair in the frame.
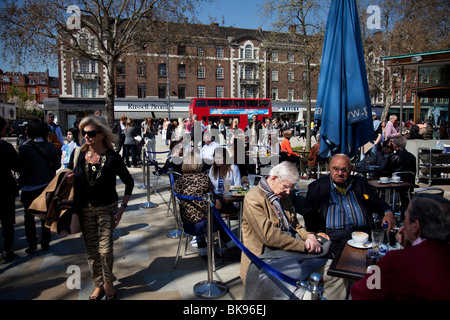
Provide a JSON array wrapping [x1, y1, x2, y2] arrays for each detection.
[[268, 161, 299, 184], [409, 194, 450, 242], [393, 135, 407, 149]]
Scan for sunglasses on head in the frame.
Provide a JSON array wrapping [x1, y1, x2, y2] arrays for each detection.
[[82, 130, 101, 138]]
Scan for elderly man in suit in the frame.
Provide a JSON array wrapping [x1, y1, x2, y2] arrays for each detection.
[[240, 161, 325, 299]]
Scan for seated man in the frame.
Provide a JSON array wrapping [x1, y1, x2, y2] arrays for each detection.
[[240, 161, 328, 299], [302, 154, 396, 299], [303, 154, 396, 255], [351, 194, 450, 300]]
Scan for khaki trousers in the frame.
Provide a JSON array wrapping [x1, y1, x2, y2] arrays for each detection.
[[81, 202, 118, 288]]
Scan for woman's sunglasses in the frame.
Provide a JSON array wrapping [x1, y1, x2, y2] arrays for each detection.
[[82, 130, 101, 138]]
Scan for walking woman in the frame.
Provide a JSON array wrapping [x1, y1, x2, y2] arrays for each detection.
[[67, 116, 134, 300]]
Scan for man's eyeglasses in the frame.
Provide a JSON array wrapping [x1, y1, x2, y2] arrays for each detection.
[[82, 130, 101, 138], [331, 166, 350, 173]]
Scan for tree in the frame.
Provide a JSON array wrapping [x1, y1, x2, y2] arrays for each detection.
[[0, 0, 210, 127], [358, 0, 450, 121], [259, 0, 329, 151]]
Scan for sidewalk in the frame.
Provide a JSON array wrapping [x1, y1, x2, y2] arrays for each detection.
[[0, 138, 245, 300]]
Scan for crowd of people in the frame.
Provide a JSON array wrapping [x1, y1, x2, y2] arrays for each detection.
[[1, 110, 449, 301]]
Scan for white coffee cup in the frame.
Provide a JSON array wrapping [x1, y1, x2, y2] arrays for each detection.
[[392, 175, 401, 183], [379, 177, 389, 183], [352, 231, 369, 245]]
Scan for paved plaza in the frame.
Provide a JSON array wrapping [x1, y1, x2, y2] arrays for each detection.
[[0, 136, 449, 301]]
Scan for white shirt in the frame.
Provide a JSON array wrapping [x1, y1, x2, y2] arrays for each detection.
[[200, 141, 220, 161]]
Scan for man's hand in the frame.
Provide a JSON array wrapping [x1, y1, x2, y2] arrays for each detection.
[[304, 234, 322, 253], [382, 211, 396, 230]]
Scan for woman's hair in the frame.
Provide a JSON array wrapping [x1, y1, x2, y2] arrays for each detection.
[[126, 119, 134, 127], [78, 116, 117, 152], [409, 194, 450, 242], [269, 161, 299, 184], [211, 147, 232, 179], [0, 116, 6, 131], [181, 151, 203, 174], [67, 127, 80, 144]]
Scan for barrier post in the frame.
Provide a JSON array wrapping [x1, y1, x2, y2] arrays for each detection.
[[138, 150, 147, 189], [140, 151, 159, 209], [193, 193, 228, 299]]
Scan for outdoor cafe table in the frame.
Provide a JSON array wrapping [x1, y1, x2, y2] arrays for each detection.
[[328, 241, 369, 281], [368, 179, 418, 210], [214, 192, 246, 241], [352, 164, 381, 179]]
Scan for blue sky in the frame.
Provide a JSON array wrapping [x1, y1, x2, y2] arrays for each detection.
[[0, 0, 268, 77]]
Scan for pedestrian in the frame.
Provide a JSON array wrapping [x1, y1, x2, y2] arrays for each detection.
[[0, 117, 22, 263], [61, 127, 81, 169], [66, 116, 134, 300], [123, 119, 140, 168], [45, 112, 64, 155], [18, 119, 61, 254]]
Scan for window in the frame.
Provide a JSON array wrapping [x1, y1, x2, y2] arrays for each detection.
[[245, 66, 253, 79], [197, 47, 205, 57], [271, 51, 278, 62], [30, 79, 36, 85], [197, 85, 205, 98], [138, 84, 146, 98], [288, 52, 294, 63], [30, 88, 35, 94], [158, 84, 166, 99], [216, 47, 224, 58], [116, 61, 125, 76], [40, 79, 46, 84], [216, 86, 224, 98], [75, 81, 97, 98], [288, 71, 294, 82], [288, 89, 294, 101], [178, 45, 186, 56], [41, 88, 46, 94], [178, 64, 186, 78], [14, 77, 19, 83], [197, 66, 205, 79], [178, 84, 186, 99], [116, 83, 125, 98], [272, 88, 278, 100], [216, 66, 224, 79], [245, 45, 252, 59], [158, 63, 167, 78], [137, 62, 146, 77], [272, 70, 279, 82]]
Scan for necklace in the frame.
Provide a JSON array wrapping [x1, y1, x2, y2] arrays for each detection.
[[85, 153, 107, 187]]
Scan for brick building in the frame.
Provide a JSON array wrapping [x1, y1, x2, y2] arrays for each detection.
[[50, 23, 320, 131]]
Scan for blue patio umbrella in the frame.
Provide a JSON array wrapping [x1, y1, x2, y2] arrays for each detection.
[[314, 0, 373, 159]]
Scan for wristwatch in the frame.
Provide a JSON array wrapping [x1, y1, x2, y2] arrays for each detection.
[[121, 203, 128, 208]]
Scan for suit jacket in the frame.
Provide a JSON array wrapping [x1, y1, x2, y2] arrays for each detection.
[[302, 175, 391, 254], [240, 185, 310, 284], [351, 240, 450, 300]]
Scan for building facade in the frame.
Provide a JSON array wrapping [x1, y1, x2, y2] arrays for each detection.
[[51, 23, 319, 131]]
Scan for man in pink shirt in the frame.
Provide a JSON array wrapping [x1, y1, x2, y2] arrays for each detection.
[[385, 115, 400, 141]]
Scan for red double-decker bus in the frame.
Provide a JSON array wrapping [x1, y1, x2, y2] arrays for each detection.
[[189, 98, 272, 130]]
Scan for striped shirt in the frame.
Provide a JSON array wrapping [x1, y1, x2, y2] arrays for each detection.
[[326, 179, 367, 230]]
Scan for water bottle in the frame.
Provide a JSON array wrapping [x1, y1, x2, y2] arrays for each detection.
[[379, 222, 389, 255]]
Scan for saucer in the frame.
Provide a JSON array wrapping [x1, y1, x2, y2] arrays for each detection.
[[391, 180, 403, 183], [347, 239, 372, 249], [378, 180, 390, 184]]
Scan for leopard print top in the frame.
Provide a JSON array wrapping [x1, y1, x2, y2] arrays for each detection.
[[173, 173, 214, 224]]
